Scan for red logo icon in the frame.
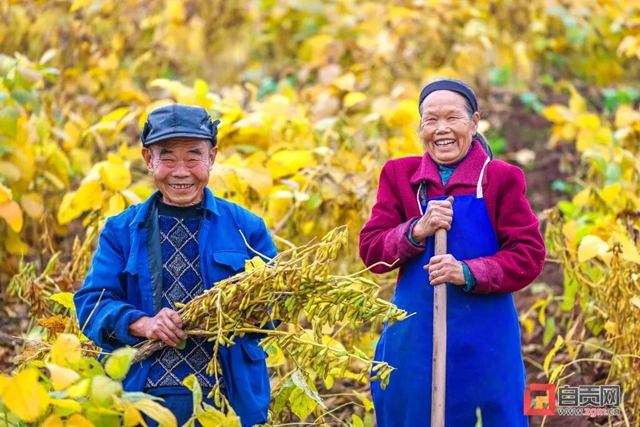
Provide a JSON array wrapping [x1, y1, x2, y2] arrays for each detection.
[[524, 383, 556, 416]]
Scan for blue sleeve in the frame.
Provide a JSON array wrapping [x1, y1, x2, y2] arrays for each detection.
[[74, 218, 147, 350], [246, 215, 277, 262], [461, 262, 477, 293]]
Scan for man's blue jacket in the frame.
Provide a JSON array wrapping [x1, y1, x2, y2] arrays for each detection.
[[74, 188, 277, 426]]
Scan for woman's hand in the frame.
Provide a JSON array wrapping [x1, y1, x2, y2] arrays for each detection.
[[411, 196, 454, 243], [424, 254, 466, 286]]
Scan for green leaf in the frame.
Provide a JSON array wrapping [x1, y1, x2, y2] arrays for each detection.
[[291, 369, 327, 410], [272, 379, 295, 416], [542, 317, 556, 347], [77, 357, 105, 378], [306, 193, 323, 210], [183, 374, 202, 415], [90, 375, 122, 407], [104, 347, 136, 380], [560, 276, 578, 311], [121, 392, 164, 403], [289, 387, 317, 420], [0, 106, 19, 138]]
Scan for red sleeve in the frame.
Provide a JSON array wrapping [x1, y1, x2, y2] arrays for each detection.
[[359, 161, 425, 274], [465, 166, 545, 294]]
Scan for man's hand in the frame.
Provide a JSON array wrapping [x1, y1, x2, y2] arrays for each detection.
[[129, 308, 188, 347], [424, 254, 466, 286], [411, 196, 454, 243]]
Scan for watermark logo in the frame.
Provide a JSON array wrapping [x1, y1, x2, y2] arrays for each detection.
[[525, 384, 621, 417], [524, 383, 556, 416]]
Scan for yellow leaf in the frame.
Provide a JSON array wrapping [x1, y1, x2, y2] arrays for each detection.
[[50, 292, 76, 311], [69, 0, 93, 12], [613, 232, 640, 264], [99, 161, 131, 192], [594, 127, 613, 147], [344, 92, 367, 109], [543, 335, 564, 376], [134, 399, 177, 427], [0, 201, 23, 232], [72, 180, 103, 212], [50, 398, 83, 416], [615, 105, 640, 128], [617, 35, 639, 57], [562, 220, 577, 252], [600, 183, 621, 205], [57, 192, 82, 225], [197, 409, 241, 427], [571, 188, 590, 207], [333, 73, 356, 92], [243, 167, 274, 198], [105, 193, 125, 218], [0, 373, 8, 394], [513, 41, 532, 79], [0, 369, 50, 422], [0, 161, 22, 181], [244, 256, 266, 272], [105, 347, 136, 380], [568, 86, 586, 115], [122, 400, 146, 427], [66, 413, 94, 427], [265, 343, 286, 368], [21, 193, 44, 219], [99, 107, 131, 124], [266, 150, 315, 179], [0, 183, 12, 203], [46, 363, 81, 391], [577, 235, 609, 263], [521, 318, 535, 337], [5, 229, 29, 255], [42, 415, 64, 427], [631, 296, 640, 310], [575, 130, 595, 152], [65, 378, 91, 399], [385, 100, 416, 128], [90, 375, 122, 407], [548, 365, 564, 385], [50, 334, 82, 367], [604, 321, 617, 335], [575, 113, 600, 131], [542, 105, 571, 123]]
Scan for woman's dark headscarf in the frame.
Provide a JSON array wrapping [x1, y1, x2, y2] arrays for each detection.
[[418, 79, 493, 159]]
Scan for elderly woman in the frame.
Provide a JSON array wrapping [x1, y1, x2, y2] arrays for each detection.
[[359, 79, 545, 426]]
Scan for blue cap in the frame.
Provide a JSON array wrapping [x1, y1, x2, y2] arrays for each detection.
[[141, 104, 220, 147]]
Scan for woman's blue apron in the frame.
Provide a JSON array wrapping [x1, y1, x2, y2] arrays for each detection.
[[371, 158, 528, 427]]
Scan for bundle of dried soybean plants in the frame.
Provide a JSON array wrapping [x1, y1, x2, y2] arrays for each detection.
[[132, 226, 407, 406]]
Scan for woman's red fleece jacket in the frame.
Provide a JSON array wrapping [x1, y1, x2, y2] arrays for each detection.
[[359, 141, 546, 294]]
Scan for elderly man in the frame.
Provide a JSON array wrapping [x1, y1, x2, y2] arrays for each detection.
[[74, 104, 276, 426]]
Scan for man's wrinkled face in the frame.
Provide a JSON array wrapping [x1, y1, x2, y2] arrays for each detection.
[[142, 138, 217, 207]]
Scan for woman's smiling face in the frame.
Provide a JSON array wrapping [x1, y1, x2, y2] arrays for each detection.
[[142, 138, 217, 207], [419, 90, 479, 165]]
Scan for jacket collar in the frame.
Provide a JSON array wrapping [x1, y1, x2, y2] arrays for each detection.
[[409, 140, 490, 188], [130, 187, 220, 226]]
